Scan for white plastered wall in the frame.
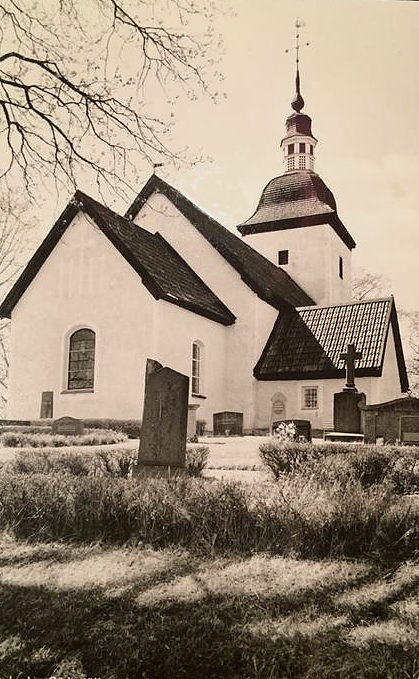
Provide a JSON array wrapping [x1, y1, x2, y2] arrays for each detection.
[[132, 190, 278, 431], [7, 210, 228, 421], [243, 224, 352, 306], [254, 324, 404, 431]]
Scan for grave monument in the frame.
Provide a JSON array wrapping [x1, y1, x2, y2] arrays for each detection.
[[326, 343, 366, 441], [136, 358, 189, 477]]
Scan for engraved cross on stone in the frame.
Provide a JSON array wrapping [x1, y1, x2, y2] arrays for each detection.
[[340, 343, 362, 391]]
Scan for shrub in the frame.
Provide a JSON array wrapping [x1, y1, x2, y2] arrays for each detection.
[[259, 440, 419, 491], [1, 429, 127, 448], [259, 439, 323, 477], [5, 446, 137, 478], [5, 446, 209, 480], [185, 445, 209, 477], [78, 419, 141, 439]]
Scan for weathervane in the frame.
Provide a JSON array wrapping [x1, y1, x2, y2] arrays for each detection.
[[285, 19, 310, 112], [285, 18, 310, 68]]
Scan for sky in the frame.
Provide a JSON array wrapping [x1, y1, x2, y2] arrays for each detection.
[[6, 0, 419, 312], [161, 0, 419, 312]]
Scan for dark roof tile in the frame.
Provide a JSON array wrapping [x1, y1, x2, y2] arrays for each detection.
[[0, 191, 236, 326], [255, 297, 408, 391], [125, 174, 314, 309]]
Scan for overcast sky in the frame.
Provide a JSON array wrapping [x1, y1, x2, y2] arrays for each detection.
[[159, 0, 419, 312], [9, 0, 419, 313]]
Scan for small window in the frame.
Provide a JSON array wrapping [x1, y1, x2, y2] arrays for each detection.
[[310, 144, 313, 154], [299, 156, 306, 169], [287, 143, 294, 155], [299, 142, 305, 153], [192, 341, 203, 395], [302, 386, 318, 409], [339, 256, 344, 279], [278, 249, 289, 265], [287, 157, 295, 171], [68, 328, 95, 390]]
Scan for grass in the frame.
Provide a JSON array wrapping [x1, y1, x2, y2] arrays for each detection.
[[1, 533, 419, 678]]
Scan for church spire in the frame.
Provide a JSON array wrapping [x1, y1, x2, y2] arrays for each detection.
[[282, 19, 317, 173]]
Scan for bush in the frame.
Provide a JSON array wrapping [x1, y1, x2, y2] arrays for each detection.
[[185, 445, 209, 477], [259, 439, 323, 477], [259, 440, 419, 491], [76, 419, 141, 439], [0, 472, 417, 561], [5, 446, 209, 480], [1, 429, 127, 448], [5, 447, 137, 478]]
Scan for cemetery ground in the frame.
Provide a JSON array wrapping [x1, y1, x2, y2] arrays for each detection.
[[1, 435, 419, 677]]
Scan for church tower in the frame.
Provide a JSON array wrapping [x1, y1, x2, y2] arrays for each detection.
[[237, 30, 356, 306]]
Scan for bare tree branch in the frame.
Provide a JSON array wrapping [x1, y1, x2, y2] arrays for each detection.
[[0, 0, 223, 197]]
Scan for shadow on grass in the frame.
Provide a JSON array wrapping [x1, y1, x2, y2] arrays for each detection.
[[0, 544, 419, 679]]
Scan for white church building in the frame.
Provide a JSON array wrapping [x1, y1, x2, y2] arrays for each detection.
[[0, 69, 408, 434]]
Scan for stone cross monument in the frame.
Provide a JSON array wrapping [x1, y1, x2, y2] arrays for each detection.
[[339, 343, 363, 391], [333, 343, 366, 434]]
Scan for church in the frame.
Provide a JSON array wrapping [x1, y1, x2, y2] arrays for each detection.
[[0, 65, 408, 435]]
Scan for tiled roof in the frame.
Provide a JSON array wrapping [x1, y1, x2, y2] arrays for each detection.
[[237, 171, 356, 250], [125, 174, 314, 309], [0, 191, 236, 326], [254, 297, 408, 391]]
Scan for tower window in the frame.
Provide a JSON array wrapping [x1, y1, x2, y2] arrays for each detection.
[[339, 256, 344, 279], [287, 157, 295, 171], [278, 250, 289, 265], [287, 143, 294, 155], [299, 142, 305, 153], [299, 156, 306, 169], [310, 144, 313, 154]]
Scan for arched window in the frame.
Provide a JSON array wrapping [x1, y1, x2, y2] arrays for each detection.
[[68, 328, 95, 390], [191, 341, 204, 395]]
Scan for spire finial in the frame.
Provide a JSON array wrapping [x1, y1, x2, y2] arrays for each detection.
[[285, 18, 309, 112]]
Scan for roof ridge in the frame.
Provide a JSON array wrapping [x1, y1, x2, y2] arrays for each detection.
[[297, 296, 394, 311], [126, 174, 314, 308]]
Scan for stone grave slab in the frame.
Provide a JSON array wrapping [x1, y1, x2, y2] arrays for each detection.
[[137, 359, 189, 469], [52, 416, 84, 436]]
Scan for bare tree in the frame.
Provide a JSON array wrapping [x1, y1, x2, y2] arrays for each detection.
[[0, 0, 222, 196], [0, 192, 35, 412], [352, 267, 391, 301]]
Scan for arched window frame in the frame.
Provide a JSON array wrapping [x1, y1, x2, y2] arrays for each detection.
[[191, 340, 205, 397], [66, 327, 96, 391]]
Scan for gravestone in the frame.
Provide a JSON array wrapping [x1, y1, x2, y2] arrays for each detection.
[[52, 416, 84, 435], [40, 391, 53, 419], [333, 343, 365, 434], [213, 412, 243, 436], [272, 419, 312, 442], [137, 359, 189, 470]]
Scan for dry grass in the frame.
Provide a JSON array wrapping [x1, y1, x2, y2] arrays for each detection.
[[1, 533, 419, 678]]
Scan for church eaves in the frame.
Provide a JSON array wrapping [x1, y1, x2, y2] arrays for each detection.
[[0, 191, 236, 326], [125, 174, 314, 309], [254, 297, 408, 392]]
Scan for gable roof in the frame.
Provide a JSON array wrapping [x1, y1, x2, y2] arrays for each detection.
[[125, 174, 314, 309], [254, 297, 408, 392], [0, 191, 236, 326], [237, 171, 356, 251]]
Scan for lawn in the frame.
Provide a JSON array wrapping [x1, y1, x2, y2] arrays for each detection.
[[1, 533, 419, 678]]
